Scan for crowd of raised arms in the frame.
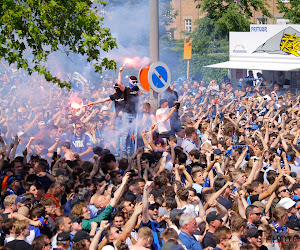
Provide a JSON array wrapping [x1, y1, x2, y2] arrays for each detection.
[[0, 66, 300, 250]]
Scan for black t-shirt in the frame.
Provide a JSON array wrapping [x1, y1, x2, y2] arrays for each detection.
[[218, 196, 233, 210], [203, 231, 216, 249], [110, 93, 125, 115], [123, 86, 139, 114], [5, 239, 33, 250], [0, 212, 10, 221], [249, 194, 260, 205]]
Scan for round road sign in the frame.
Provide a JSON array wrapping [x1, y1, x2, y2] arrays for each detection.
[[148, 61, 171, 93], [138, 64, 150, 92]]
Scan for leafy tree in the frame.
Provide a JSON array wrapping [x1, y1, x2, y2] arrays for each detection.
[[196, 0, 272, 34], [277, 0, 300, 24], [0, 0, 117, 89]]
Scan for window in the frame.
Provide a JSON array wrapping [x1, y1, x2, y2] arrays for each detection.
[[277, 18, 289, 25], [257, 18, 267, 24], [185, 19, 192, 33]]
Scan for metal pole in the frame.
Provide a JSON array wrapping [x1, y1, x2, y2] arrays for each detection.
[[149, 0, 159, 112], [187, 59, 190, 80]]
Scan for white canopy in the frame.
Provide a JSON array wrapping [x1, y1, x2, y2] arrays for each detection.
[[205, 60, 300, 71], [205, 25, 300, 72]]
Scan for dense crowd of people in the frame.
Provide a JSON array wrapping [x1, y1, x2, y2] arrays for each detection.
[[0, 65, 300, 250]]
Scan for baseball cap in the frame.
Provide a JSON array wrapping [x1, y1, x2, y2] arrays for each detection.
[[15, 195, 30, 205], [69, 215, 81, 223], [206, 211, 225, 224], [170, 208, 185, 222], [286, 219, 300, 231], [57, 232, 71, 242], [149, 201, 160, 210], [276, 197, 296, 209], [246, 228, 263, 238], [249, 125, 259, 130], [213, 148, 222, 155], [72, 230, 93, 242]]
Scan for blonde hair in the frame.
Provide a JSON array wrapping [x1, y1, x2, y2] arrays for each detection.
[[85, 123, 96, 134], [273, 207, 288, 221], [12, 220, 29, 236], [3, 194, 17, 208], [70, 202, 87, 217], [137, 227, 153, 240]]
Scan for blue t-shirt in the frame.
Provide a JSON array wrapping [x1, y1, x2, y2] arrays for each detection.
[[179, 231, 203, 250], [70, 133, 92, 160]]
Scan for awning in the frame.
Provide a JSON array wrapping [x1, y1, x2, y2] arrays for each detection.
[[205, 60, 300, 71]]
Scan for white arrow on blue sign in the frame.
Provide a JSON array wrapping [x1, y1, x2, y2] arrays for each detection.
[[148, 61, 171, 93]]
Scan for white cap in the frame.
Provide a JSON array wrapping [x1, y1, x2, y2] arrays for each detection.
[[276, 197, 296, 209]]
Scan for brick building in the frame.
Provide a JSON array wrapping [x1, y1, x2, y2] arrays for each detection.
[[167, 0, 289, 40]]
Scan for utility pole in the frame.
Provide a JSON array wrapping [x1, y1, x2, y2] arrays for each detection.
[[149, 0, 159, 111]]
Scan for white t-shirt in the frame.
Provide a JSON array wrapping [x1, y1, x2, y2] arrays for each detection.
[[181, 138, 197, 164], [182, 204, 197, 216], [156, 108, 171, 134]]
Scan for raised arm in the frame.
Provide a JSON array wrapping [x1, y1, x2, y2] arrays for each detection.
[[87, 97, 111, 106], [204, 182, 232, 210], [142, 181, 153, 223], [115, 203, 143, 249], [117, 66, 126, 92], [109, 172, 130, 208], [258, 172, 284, 201]]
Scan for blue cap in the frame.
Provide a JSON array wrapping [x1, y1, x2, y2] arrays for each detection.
[[15, 195, 30, 205], [249, 125, 259, 130]]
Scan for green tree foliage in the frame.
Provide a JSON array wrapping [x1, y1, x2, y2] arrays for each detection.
[[0, 0, 117, 89], [174, 0, 273, 83], [277, 0, 300, 24], [196, 0, 272, 34]]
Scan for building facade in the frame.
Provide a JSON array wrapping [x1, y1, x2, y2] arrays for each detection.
[[167, 0, 290, 40]]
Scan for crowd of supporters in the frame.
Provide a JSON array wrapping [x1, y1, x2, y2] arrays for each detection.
[[0, 66, 300, 250]]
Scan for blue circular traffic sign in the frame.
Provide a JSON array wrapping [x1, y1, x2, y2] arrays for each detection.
[[148, 61, 171, 93]]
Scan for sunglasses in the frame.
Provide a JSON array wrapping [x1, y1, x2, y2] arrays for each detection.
[[76, 127, 82, 129], [149, 206, 159, 211], [280, 189, 289, 193], [252, 212, 262, 216]]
